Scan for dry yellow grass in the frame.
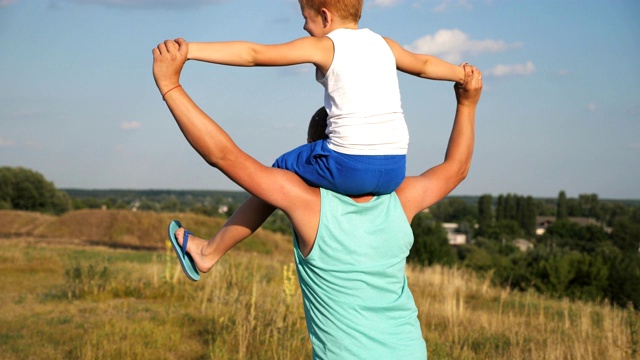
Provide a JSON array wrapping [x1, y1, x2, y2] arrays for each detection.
[[409, 265, 638, 359], [0, 210, 56, 236], [0, 209, 290, 256], [0, 209, 637, 359], [31, 209, 228, 249], [0, 239, 309, 359]]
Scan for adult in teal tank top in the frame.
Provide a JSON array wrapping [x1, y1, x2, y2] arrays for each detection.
[[294, 189, 426, 359], [153, 39, 483, 359]]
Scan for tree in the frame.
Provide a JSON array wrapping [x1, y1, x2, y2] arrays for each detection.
[[429, 197, 476, 223], [536, 198, 556, 216], [599, 201, 633, 227], [480, 219, 524, 241], [566, 197, 581, 217], [600, 244, 640, 309], [496, 194, 505, 221], [612, 210, 640, 254], [263, 209, 292, 234], [0, 167, 70, 214], [578, 193, 600, 219], [567, 252, 608, 301], [519, 196, 536, 236], [477, 194, 493, 230], [557, 190, 568, 220], [409, 213, 456, 266], [541, 219, 608, 253], [532, 250, 608, 301], [52, 191, 72, 214], [459, 239, 518, 286], [505, 194, 517, 221], [492, 193, 536, 237], [535, 250, 579, 297], [160, 196, 182, 212]]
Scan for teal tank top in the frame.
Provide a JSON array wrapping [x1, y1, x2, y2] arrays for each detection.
[[294, 188, 427, 359]]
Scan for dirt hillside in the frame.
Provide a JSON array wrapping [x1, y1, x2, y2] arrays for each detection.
[[0, 209, 292, 255]]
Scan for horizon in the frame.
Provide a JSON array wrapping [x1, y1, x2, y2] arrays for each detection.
[[58, 186, 640, 202]]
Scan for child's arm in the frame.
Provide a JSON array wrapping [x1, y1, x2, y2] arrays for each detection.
[[384, 37, 466, 84], [186, 37, 333, 73]]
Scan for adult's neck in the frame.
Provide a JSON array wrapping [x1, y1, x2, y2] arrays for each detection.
[[327, 20, 358, 33], [349, 194, 375, 203]]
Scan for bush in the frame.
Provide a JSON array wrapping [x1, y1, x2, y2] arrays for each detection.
[[409, 213, 456, 266], [0, 167, 70, 214]]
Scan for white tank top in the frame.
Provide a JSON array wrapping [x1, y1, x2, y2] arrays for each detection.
[[318, 28, 409, 155]]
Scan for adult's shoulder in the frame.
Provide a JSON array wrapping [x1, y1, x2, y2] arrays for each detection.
[[394, 175, 432, 222]]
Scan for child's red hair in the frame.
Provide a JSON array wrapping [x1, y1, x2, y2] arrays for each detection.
[[299, 0, 363, 23]]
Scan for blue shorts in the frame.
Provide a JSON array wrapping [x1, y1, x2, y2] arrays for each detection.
[[272, 140, 405, 196]]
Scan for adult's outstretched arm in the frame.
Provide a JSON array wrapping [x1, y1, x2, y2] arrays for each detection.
[[397, 64, 483, 221], [152, 39, 319, 234]]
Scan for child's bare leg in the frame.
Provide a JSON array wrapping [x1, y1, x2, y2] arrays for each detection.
[[174, 196, 275, 272]]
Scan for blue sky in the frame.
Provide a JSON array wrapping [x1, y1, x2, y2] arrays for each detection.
[[1, 0, 638, 199]]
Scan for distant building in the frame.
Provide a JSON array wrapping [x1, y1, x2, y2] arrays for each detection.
[[129, 199, 140, 212], [512, 238, 534, 252], [442, 223, 467, 246]]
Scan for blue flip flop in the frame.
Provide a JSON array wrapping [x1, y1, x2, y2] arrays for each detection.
[[167, 220, 200, 281]]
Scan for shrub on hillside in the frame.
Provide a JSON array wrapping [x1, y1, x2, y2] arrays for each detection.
[[0, 167, 71, 214]]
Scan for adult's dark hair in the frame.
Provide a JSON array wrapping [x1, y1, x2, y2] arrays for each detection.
[[307, 107, 329, 143]]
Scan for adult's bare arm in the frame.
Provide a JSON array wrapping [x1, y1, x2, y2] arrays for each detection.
[[397, 64, 483, 221], [151, 39, 318, 225]]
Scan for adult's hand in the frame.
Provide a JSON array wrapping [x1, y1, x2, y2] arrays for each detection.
[[397, 63, 482, 219], [455, 64, 483, 107], [152, 38, 189, 96]]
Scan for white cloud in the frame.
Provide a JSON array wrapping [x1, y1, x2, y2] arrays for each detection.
[[0, 137, 16, 147], [405, 29, 522, 63], [121, 121, 141, 130], [485, 61, 535, 77], [368, 0, 402, 7]]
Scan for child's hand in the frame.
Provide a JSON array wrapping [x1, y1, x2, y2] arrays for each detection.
[[456, 62, 468, 86], [175, 38, 191, 60], [455, 64, 482, 106]]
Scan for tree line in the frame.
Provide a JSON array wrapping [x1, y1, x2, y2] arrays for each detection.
[[0, 167, 288, 231], [408, 192, 640, 310]]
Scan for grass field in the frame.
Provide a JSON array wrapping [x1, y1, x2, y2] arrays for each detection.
[[0, 209, 637, 359]]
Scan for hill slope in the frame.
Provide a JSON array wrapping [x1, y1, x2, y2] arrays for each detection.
[[0, 209, 292, 256]]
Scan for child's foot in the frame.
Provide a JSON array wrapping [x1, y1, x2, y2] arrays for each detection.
[[174, 227, 218, 273]]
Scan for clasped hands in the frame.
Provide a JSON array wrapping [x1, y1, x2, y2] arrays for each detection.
[[152, 38, 189, 96]]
